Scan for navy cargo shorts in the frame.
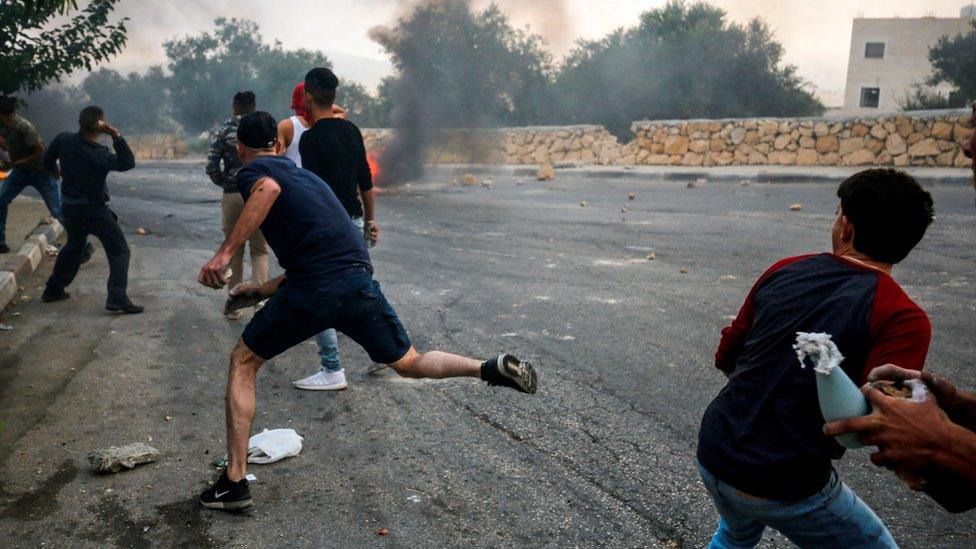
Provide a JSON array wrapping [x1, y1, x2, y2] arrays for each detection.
[[242, 271, 411, 364]]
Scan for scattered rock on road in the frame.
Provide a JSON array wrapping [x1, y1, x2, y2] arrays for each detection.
[[645, 253, 656, 261], [87, 442, 160, 474], [536, 163, 556, 181], [580, 201, 587, 207], [628, 192, 636, 200], [460, 173, 480, 186], [135, 227, 148, 235], [789, 203, 803, 211]]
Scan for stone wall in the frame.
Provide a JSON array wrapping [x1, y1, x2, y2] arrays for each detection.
[[362, 125, 622, 165], [127, 134, 189, 160], [361, 109, 973, 169], [626, 109, 974, 168]]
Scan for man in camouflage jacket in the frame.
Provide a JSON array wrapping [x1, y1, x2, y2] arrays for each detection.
[[205, 91, 269, 320]]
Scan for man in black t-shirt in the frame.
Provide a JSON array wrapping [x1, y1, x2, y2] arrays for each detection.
[[196, 112, 538, 511], [299, 67, 378, 244]]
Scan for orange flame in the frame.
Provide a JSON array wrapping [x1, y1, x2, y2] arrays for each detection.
[[367, 149, 382, 189]]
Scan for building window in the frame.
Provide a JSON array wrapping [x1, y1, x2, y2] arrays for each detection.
[[864, 42, 885, 59], [860, 87, 881, 108]]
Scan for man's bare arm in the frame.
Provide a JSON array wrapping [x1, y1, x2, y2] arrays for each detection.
[[198, 176, 281, 288]]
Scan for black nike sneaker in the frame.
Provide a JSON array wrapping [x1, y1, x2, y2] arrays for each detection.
[[481, 353, 538, 394], [200, 472, 252, 511]]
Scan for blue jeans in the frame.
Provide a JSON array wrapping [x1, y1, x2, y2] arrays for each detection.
[[315, 329, 342, 373], [312, 217, 366, 373], [697, 461, 896, 549], [0, 168, 63, 244]]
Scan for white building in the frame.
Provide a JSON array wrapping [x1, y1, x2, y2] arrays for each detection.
[[842, 7, 974, 114]]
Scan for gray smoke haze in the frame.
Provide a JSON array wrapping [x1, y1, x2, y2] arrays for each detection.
[[371, 0, 572, 185]]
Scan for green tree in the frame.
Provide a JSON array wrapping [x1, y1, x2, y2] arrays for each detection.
[[164, 18, 330, 134], [554, 1, 823, 136], [338, 80, 390, 128], [926, 21, 976, 107], [0, 0, 128, 98], [81, 67, 174, 133]]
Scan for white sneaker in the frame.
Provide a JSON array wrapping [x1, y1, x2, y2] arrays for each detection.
[[293, 369, 348, 391]]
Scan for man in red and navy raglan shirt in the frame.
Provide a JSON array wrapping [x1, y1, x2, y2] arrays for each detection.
[[697, 169, 935, 549]]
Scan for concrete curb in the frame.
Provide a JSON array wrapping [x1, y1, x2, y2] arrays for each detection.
[[0, 218, 65, 313]]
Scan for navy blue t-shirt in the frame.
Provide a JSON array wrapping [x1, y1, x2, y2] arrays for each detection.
[[236, 155, 372, 284]]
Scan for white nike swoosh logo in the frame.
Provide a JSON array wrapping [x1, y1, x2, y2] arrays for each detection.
[[214, 490, 229, 499]]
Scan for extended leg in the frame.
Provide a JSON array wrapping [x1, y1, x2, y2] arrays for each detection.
[[388, 347, 537, 394], [89, 207, 132, 305], [225, 338, 265, 482], [44, 206, 89, 299]]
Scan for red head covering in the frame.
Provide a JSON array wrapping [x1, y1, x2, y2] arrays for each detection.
[[290, 82, 306, 118]]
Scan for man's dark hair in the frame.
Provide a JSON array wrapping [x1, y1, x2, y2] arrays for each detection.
[[304, 67, 339, 107], [79, 105, 104, 133], [0, 96, 18, 115], [233, 91, 256, 111], [837, 168, 934, 264]]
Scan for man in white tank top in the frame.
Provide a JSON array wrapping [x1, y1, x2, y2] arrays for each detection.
[[278, 82, 358, 392]]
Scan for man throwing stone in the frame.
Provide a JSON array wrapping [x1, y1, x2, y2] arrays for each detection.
[[196, 112, 537, 511], [42, 106, 142, 313]]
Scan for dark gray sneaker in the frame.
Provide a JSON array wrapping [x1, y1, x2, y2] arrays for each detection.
[[105, 297, 144, 314], [481, 354, 538, 394], [200, 472, 252, 511]]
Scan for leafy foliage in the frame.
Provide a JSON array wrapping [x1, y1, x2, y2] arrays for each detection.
[[926, 21, 976, 108], [554, 1, 823, 136], [897, 84, 956, 112], [0, 0, 128, 97], [164, 18, 330, 134]]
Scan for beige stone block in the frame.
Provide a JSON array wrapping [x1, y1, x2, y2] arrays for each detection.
[[885, 133, 907, 156], [774, 134, 791, 150], [682, 152, 704, 166], [767, 150, 796, 165], [931, 121, 953, 140], [756, 143, 771, 154], [883, 122, 896, 134], [620, 153, 637, 165], [664, 135, 690, 155], [814, 122, 830, 137], [799, 127, 813, 137], [896, 121, 913, 138], [954, 123, 974, 141], [744, 131, 760, 145], [954, 150, 972, 168], [689, 140, 710, 154], [865, 139, 884, 155], [893, 153, 910, 166], [708, 122, 723, 132], [851, 124, 869, 137], [667, 154, 683, 165], [730, 127, 746, 145], [936, 151, 955, 167], [734, 149, 749, 163], [830, 123, 844, 134], [869, 124, 888, 140], [653, 129, 668, 143], [908, 138, 939, 157], [843, 149, 875, 166], [778, 121, 792, 133], [906, 132, 924, 145], [711, 151, 733, 166], [796, 149, 818, 166], [743, 119, 758, 130], [875, 151, 893, 165], [651, 143, 665, 154], [760, 121, 778, 135], [938, 140, 955, 152], [816, 135, 839, 153], [636, 149, 650, 164], [710, 139, 726, 152], [747, 152, 767, 164], [819, 153, 841, 165], [798, 136, 816, 149]]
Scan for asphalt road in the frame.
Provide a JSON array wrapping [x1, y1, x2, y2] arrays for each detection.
[[0, 161, 974, 548]]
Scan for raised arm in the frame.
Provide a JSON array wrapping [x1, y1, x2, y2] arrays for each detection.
[[198, 176, 281, 288]]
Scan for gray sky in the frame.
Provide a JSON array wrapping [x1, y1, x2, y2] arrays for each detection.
[[98, 0, 971, 106]]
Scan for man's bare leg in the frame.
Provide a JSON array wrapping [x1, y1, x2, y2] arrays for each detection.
[[388, 347, 481, 379], [388, 346, 537, 393], [226, 338, 265, 481]]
